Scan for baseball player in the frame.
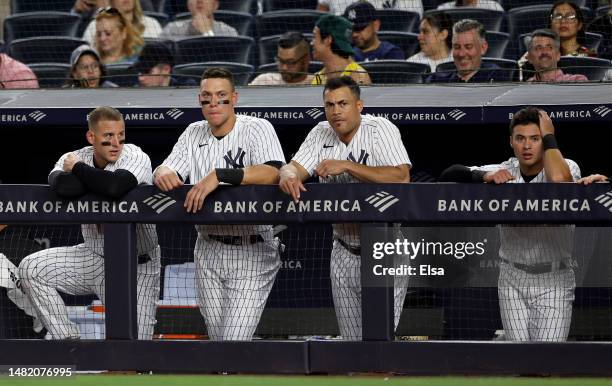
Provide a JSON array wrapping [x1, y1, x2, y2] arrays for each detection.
[[440, 107, 580, 341], [279, 76, 411, 340], [153, 68, 285, 341], [18, 106, 160, 340]]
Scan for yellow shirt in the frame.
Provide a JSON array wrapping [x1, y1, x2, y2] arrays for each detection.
[[311, 62, 367, 85]]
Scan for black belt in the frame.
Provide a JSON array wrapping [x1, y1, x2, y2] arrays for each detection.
[[337, 238, 361, 255], [501, 258, 568, 274], [208, 234, 265, 246], [138, 254, 151, 264]]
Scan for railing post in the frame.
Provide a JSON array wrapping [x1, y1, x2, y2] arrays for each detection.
[[104, 223, 138, 339], [360, 223, 394, 341]]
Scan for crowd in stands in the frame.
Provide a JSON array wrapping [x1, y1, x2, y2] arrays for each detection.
[[0, 0, 611, 88]]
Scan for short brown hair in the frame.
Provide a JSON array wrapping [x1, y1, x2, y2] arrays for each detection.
[[87, 106, 123, 131], [201, 67, 235, 90]]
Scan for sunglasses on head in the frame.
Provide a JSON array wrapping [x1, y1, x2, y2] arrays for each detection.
[[96, 6, 121, 16]]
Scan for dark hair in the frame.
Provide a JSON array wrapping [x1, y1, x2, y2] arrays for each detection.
[[323, 76, 361, 99], [509, 106, 540, 135], [548, 1, 587, 49], [201, 67, 235, 90], [528, 28, 561, 51], [68, 53, 108, 88], [87, 106, 123, 131], [278, 31, 307, 49], [318, 29, 351, 59], [422, 12, 453, 49]]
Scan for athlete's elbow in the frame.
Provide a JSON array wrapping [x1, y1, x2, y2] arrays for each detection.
[[547, 171, 573, 183]]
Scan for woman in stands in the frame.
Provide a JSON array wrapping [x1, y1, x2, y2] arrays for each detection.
[[83, 0, 162, 44], [437, 0, 503, 11], [94, 7, 143, 65], [407, 12, 453, 72], [67, 45, 118, 88], [548, 0, 596, 57]]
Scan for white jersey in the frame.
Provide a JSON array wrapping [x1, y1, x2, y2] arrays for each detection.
[[158, 114, 285, 237], [292, 114, 411, 243], [51, 144, 158, 256], [319, 0, 423, 16], [472, 157, 581, 265]]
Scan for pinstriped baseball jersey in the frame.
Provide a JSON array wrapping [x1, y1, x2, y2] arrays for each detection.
[[159, 114, 285, 237], [292, 114, 411, 243], [472, 157, 581, 265], [51, 144, 158, 256]]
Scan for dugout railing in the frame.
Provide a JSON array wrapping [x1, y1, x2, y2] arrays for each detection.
[[1, 183, 612, 375]]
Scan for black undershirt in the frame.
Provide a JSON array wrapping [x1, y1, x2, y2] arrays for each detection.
[[49, 162, 137, 199]]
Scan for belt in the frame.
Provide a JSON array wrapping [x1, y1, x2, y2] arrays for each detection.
[[337, 238, 361, 256], [138, 254, 151, 264], [208, 234, 265, 246], [500, 258, 568, 274]]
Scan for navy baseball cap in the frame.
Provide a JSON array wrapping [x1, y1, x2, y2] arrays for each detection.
[[344, 1, 378, 30], [131, 42, 174, 74], [70, 44, 101, 69]]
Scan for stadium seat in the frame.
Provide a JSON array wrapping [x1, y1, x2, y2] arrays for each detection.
[[501, 0, 586, 10], [258, 33, 313, 65], [256, 61, 323, 75], [105, 63, 138, 87], [358, 60, 430, 84], [173, 62, 254, 86], [377, 10, 420, 33], [435, 57, 518, 81], [3, 11, 81, 43], [174, 36, 254, 65], [150, 0, 166, 13], [8, 36, 86, 64], [256, 10, 326, 38], [143, 11, 169, 27], [263, 0, 318, 11], [485, 31, 510, 58], [423, 8, 504, 32], [518, 32, 603, 55], [28, 63, 71, 88], [377, 32, 420, 59], [587, 14, 612, 60], [422, 0, 447, 11], [10, 0, 74, 13], [173, 11, 253, 36], [558, 56, 611, 81], [596, 5, 611, 17], [507, 5, 593, 41]]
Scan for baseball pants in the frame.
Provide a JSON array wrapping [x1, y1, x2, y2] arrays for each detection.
[[194, 235, 280, 341], [18, 244, 160, 339]]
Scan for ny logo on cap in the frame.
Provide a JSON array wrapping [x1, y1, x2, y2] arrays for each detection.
[[347, 9, 357, 20]]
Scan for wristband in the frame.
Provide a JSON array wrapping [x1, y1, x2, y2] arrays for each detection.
[[215, 168, 244, 185], [542, 134, 558, 150]]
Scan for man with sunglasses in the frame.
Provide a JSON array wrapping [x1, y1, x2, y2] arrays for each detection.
[[343, 1, 405, 62], [154, 68, 285, 341], [250, 31, 313, 86]]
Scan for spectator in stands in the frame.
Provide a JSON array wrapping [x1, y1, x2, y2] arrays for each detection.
[[317, 0, 423, 18], [549, 1, 595, 58], [407, 12, 453, 72], [343, 1, 404, 61], [71, 0, 155, 18], [427, 19, 505, 82], [0, 53, 38, 89], [160, 0, 238, 38], [67, 45, 118, 88], [437, 0, 503, 11], [83, 0, 163, 44], [311, 15, 371, 85], [250, 31, 313, 86], [525, 29, 587, 82], [94, 7, 143, 65], [132, 42, 196, 86]]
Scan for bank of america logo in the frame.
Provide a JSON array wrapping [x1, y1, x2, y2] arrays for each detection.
[[593, 106, 612, 118], [143, 193, 177, 214], [28, 110, 46, 122], [448, 109, 466, 121], [594, 191, 612, 212], [306, 108, 324, 120], [365, 191, 399, 213], [166, 108, 184, 120]]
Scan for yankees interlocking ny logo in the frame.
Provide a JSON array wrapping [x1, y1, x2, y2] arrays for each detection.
[[347, 149, 369, 165], [224, 147, 246, 168], [365, 191, 400, 213], [382, 0, 398, 8]]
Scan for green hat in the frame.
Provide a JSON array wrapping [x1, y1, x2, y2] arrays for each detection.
[[315, 14, 355, 56]]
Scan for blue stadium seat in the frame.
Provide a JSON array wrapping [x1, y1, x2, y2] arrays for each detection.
[[174, 11, 253, 36], [377, 10, 420, 33], [28, 63, 71, 88], [173, 62, 254, 85], [174, 36, 254, 65], [377, 32, 420, 59], [105, 63, 138, 87], [596, 5, 611, 17], [3, 11, 80, 43], [8, 36, 86, 64], [558, 56, 611, 80], [256, 10, 326, 38], [485, 31, 510, 59], [10, 0, 74, 13], [358, 60, 431, 84], [424, 8, 505, 32], [263, 0, 318, 11], [518, 31, 603, 55], [150, 0, 166, 13]]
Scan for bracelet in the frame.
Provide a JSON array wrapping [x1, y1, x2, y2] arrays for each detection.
[[215, 168, 244, 185], [542, 134, 558, 150]]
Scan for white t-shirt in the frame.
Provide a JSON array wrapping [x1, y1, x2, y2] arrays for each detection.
[[249, 72, 314, 86], [407, 51, 453, 73], [319, 0, 423, 17], [82, 15, 162, 45], [437, 0, 504, 11]]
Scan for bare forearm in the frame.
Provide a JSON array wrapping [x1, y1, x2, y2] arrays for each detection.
[[346, 163, 410, 183], [242, 164, 281, 185], [544, 150, 573, 182]]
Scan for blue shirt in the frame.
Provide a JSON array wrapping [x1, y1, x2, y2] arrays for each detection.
[[426, 62, 510, 83], [353, 41, 405, 62]]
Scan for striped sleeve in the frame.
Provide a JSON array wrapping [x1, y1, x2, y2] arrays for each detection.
[[50, 151, 71, 176], [566, 159, 581, 182], [159, 124, 192, 180], [292, 123, 324, 176], [374, 117, 411, 167], [249, 118, 286, 165], [116, 145, 153, 185]]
